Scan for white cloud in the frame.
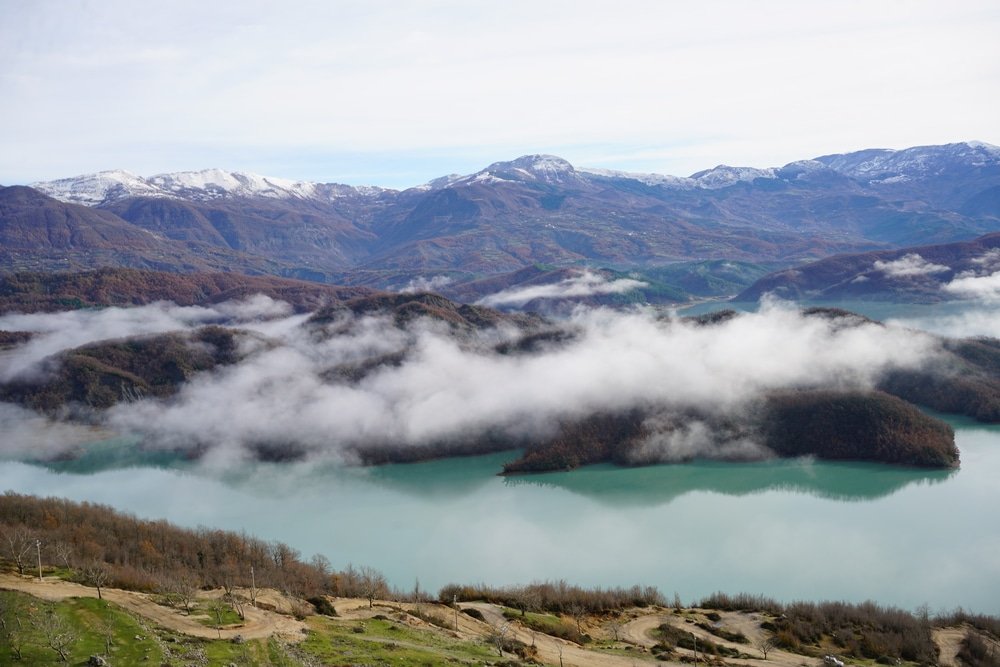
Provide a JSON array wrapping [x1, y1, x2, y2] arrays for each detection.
[[0, 295, 292, 382], [873, 254, 949, 278], [942, 270, 1000, 301], [0, 296, 947, 465], [476, 272, 647, 308], [887, 307, 1000, 339], [971, 248, 1000, 268], [400, 276, 453, 294], [91, 300, 938, 464]]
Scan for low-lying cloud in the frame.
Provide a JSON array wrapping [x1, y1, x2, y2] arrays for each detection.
[[400, 275, 454, 294], [873, 254, 950, 278], [0, 295, 292, 382], [943, 271, 1000, 301], [476, 271, 647, 307], [0, 295, 946, 466]]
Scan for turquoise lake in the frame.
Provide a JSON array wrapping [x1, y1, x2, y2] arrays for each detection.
[[2, 415, 998, 615]]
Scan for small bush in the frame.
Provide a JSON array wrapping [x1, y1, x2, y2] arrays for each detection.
[[307, 596, 337, 617]]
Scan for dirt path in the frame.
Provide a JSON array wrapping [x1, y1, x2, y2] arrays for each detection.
[[460, 601, 675, 667], [934, 626, 967, 667], [0, 572, 306, 641], [336, 598, 677, 667]]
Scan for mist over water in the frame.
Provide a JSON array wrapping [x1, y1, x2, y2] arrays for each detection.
[[0, 295, 945, 465]]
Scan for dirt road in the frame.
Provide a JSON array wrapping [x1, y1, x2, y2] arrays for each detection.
[[0, 572, 305, 641]]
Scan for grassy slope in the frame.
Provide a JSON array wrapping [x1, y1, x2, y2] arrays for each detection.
[[0, 590, 506, 666]]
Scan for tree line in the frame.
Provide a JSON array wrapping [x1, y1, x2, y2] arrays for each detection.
[[0, 492, 386, 604]]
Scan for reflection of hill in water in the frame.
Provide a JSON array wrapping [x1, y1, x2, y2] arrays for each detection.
[[37, 436, 187, 474], [36, 439, 955, 506], [358, 450, 516, 497], [502, 457, 956, 506]]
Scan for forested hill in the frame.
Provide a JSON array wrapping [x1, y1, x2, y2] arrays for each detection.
[[0, 268, 377, 313]]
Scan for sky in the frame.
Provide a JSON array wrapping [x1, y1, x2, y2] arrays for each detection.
[[1, 0, 998, 188]]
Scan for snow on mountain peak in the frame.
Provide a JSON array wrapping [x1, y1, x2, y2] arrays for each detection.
[[479, 154, 580, 183], [147, 169, 320, 201], [690, 165, 777, 189], [578, 166, 697, 189], [29, 169, 381, 206], [814, 141, 1000, 182], [31, 170, 168, 206], [508, 154, 575, 173]]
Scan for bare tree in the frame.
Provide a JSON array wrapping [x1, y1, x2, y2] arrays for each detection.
[[33, 607, 77, 662], [607, 613, 625, 642], [4, 627, 24, 661], [567, 602, 586, 634], [208, 597, 230, 639], [488, 619, 512, 657], [218, 563, 248, 621], [224, 590, 246, 622], [92, 616, 116, 657], [53, 541, 74, 569], [81, 561, 110, 600], [161, 572, 199, 614], [756, 635, 776, 660], [1, 526, 36, 576], [357, 565, 387, 609], [511, 585, 540, 617]]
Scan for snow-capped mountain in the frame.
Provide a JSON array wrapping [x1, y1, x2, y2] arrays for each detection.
[[815, 141, 1000, 184], [33, 170, 169, 206], [688, 165, 778, 189], [32, 141, 1000, 209], [433, 154, 589, 188], [577, 166, 697, 189], [146, 169, 320, 201], [32, 169, 392, 207]]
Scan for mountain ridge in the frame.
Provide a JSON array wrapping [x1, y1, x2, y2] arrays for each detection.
[[30, 141, 1000, 207], [5, 141, 999, 294]]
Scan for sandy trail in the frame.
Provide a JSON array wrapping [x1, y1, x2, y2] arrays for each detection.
[[0, 572, 306, 641], [460, 601, 676, 667], [934, 627, 966, 667]]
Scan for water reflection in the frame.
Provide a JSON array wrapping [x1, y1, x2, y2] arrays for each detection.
[[34, 437, 957, 506], [503, 457, 956, 506]]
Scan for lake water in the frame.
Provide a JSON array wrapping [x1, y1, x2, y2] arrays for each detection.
[[2, 414, 998, 615]]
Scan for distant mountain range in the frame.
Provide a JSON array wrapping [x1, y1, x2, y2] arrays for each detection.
[[3, 141, 999, 298]]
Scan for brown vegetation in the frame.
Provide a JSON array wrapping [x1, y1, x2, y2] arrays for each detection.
[[699, 593, 943, 663], [438, 580, 663, 615], [763, 389, 958, 467], [0, 492, 344, 601], [0, 326, 246, 413], [0, 268, 375, 314]]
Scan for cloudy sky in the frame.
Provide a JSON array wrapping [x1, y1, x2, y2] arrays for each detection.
[[1, 0, 998, 187]]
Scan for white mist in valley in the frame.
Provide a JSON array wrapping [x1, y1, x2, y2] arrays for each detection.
[[0, 294, 947, 466], [475, 271, 648, 308]]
